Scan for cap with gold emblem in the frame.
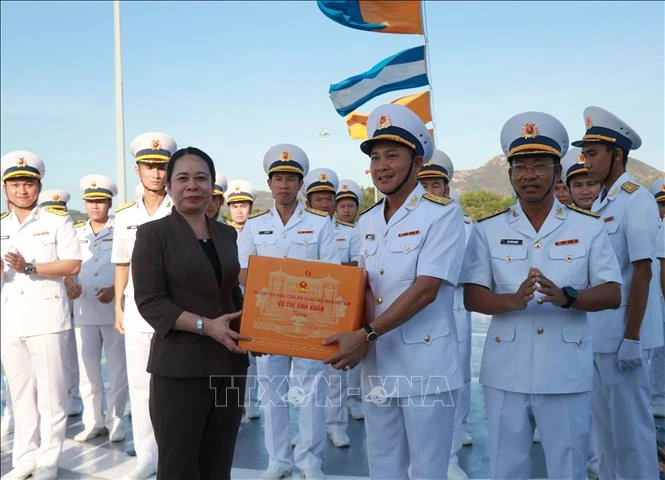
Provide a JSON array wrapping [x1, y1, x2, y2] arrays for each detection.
[[129, 132, 177, 163], [1, 151, 46, 181], [571, 106, 641, 153], [649, 178, 665, 203], [225, 179, 256, 204], [263, 144, 309, 177], [79, 174, 118, 200], [500, 111, 569, 161], [360, 104, 433, 161], [303, 168, 339, 197], [560, 147, 589, 183], [39, 189, 70, 211], [213, 173, 228, 197], [336, 179, 362, 204], [418, 149, 454, 181]]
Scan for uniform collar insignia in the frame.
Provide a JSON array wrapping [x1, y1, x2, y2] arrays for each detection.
[[555, 206, 564, 218], [407, 195, 418, 208]]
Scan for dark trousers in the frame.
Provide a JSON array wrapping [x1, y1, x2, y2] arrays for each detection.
[[149, 374, 246, 480]]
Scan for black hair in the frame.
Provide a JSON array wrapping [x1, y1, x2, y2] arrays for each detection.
[[166, 147, 216, 185]]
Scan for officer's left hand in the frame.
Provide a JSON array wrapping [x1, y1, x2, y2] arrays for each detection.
[[4, 251, 27, 273], [616, 338, 642, 371], [323, 329, 368, 371], [95, 286, 115, 304], [530, 268, 566, 306]]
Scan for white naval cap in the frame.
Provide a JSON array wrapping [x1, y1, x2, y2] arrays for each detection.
[[130, 132, 177, 163], [336, 179, 362, 204], [263, 144, 309, 177], [418, 149, 454, 181], [225, 179, 257, 204], [303, 168, 339, 197], [500, 112, 569, 161], [79, 174, 118, 200], [39, 189, 70, 211], [1, 150, 46, 181], [213, 172, 228, 197], [649, 177, 665, 203], [571, 106, 642, 153], [560, 147, 589, 183], [361, 104, 433, 161]]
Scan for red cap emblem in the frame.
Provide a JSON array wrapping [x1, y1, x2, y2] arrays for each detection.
[[377, 114, 391, 130], [151, 139, 161, 150], [521, 123, 539, 139]]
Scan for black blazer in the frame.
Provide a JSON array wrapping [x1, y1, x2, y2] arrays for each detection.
[[132, 208, 248, 378]]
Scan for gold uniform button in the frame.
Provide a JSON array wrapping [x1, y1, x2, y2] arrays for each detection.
[[565, 255, 573, 261], [578, 339, 584, 347], [304, 240, 309, 245], [379, 268, 384, 275], [536, 327, 544, 334], [495, 336, 501, 343], [403, 245, 410, 252], [534, 241, 542, 249], [376, 297, 382, 305], [424, 335, 431, 343], [282, 233, 287, 238], [506, 256, 512, 262]]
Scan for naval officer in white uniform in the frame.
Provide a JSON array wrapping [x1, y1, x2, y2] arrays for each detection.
[[325, 104, 466, 479], [460, 112, 622, 479], [236, 145, 340, 479], [66, 175, 129, 443], [573, 107, 662, 479], [1, 151, 82, 480], [205, 172, 227, 222], [111, 132, 176, 479]]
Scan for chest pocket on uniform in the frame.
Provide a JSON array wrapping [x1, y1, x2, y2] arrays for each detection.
[[292, 233, 319, 259], [548, 243, 588, 287], [388, 234, 424, 280], [27, 232, 57, 263], [602, 219, 624, 259], [254, 232, 277, 254], [489, 245, 528, 287]]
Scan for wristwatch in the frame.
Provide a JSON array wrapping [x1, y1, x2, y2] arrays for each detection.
[[196, 316, 205, 336], [24, 263, 36, 275], [363, 324, 378, 344], [561, 286, 578, 309]]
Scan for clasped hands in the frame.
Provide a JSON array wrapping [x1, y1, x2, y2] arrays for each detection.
[[511, 267, 567, 311]]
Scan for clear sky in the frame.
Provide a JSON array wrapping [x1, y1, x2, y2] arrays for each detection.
[[1, 0, 663, 210]]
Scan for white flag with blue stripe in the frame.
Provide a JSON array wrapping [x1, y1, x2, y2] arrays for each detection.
[[329, 45, 428, 117]]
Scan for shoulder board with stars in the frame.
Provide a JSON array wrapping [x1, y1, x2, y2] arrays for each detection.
[[248, 209, 269, 219], [359, 198, 384, 217], [74, 219, 87, 227], [43, 206, 68, 216], [336, 219, 355, 228], [620, 181, 640, 194], [423, 193, 452, 206], [115, 201, 136, 213], [477, 207, 510, 223], [565, 204, 600, 218], [0, 211, 8, 220], [306, 207, 328, 217]]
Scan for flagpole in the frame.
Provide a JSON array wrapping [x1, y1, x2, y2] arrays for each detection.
[[114, 0, 127, 204], [421, 0, 437, 145]]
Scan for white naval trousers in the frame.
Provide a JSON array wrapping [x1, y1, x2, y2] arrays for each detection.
[[1, 331, 69, 470], [75, 325, 128, 431], [484, 386, 591, 479], [125, 330, 157, 466], [451, 309, 472, 456], [364, 392, 457, 479], [591, 351, 659, 479], [257, 354, 326, 470], [649, 337, 665, 411], [324, 363, 349, 434]]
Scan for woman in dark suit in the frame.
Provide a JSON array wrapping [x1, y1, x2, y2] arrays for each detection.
[[132, 147, 249, 479]]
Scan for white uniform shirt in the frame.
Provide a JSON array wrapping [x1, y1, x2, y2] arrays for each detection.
[[590, 172, 663, 351], [333, 219, 361, 264], [1, 207, 82, 337], [72, 219, 115, 327], [453, 215, 474, 341], [357, 184, 465, 398], [110, 194, 172, 333], [237, 201, 340, 266], [460, 200, 622, 394]]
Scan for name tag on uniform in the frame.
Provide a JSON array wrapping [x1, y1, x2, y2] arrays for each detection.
[[32, 231, 50, 236], [398, 230, 420, 237], [336, 238, 346, 242], [298, 230, 314, 234], [603, 216, 614, 223], [127, 225, 139, 230], [258, 230, 273, 235], [0, 235, 8, 240], [80, 239, 89, 243], [500, 239, 522, 245], [554, 238, 579, 246], [365, 234, 375, 240]]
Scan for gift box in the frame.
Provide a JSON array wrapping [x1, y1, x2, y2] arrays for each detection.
[[239, 255, 366, 360]]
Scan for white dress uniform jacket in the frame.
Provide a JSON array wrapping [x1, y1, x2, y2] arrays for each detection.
[[333, 219, 361, 264], [357, 184, 465, 398], [460, 200, 621, 394]]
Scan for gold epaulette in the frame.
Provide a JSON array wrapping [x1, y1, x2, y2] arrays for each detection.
[[115, 201, 136, 213], [74, 219, 87, 227], [423, 192, 452, 206], [306, 207, 328, 217], [359, 198, 384, 216], [620, 181, 640, 194], [566, 203, 600, 218], [477, 207, 509, 223], [44, 206, 68, 216], [0, 211, 8, 220], [248, 209, 268, 219], [336, 219, 355, 228]]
